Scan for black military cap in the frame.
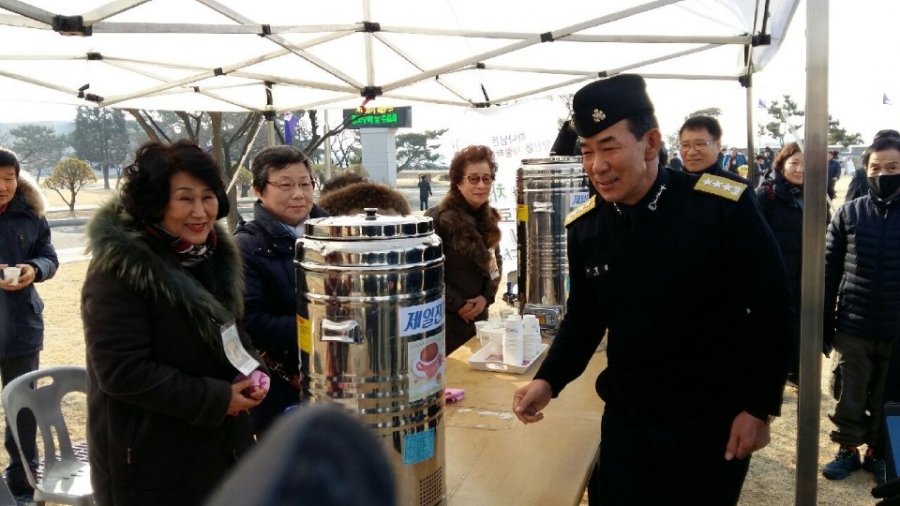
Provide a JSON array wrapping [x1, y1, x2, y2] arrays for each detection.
[[571, 74, 655, 138]]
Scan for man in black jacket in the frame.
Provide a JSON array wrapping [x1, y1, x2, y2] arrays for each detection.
[[822, 136, 900, 485], [828, 150, 842, 200], [512, 75, 793, 505]]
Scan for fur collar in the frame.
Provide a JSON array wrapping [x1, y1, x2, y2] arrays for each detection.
[[85, 198, 245, 347], [428, 189, 501, 274], [317, 182, 411, 216], [8, 172, 47, 218]]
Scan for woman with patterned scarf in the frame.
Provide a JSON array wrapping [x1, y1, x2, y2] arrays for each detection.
[[82, 140, 269, 506], [425, 145, 503, 354]]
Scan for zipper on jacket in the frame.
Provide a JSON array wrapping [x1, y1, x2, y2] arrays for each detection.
[[127, 448, 132, 464]]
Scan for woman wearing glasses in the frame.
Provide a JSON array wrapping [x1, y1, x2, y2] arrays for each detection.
[[425, 145, 502, 353], [234, 145, 328, 438]]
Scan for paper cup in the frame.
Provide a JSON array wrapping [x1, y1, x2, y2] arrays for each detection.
[[2, 267, 20, 286], [487, 328, 504, 357]]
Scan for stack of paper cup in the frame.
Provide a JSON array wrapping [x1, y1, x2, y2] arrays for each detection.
[[503, 315, 524, 366], [474, 321, 492, 347], [522, 314, 541, 362], [487, 328, 505, 358]]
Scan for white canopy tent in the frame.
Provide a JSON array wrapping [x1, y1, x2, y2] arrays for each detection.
[[0, 0, 798, 115]]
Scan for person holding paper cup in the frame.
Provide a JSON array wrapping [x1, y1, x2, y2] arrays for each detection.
[[0, 148, 58, 498], [81, 140, 269, 506]]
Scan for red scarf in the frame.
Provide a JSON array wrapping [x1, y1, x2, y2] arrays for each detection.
[[0, 204, 6, 217]]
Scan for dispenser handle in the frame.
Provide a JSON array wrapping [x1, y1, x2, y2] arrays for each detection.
[[320, 318, 362, 344]]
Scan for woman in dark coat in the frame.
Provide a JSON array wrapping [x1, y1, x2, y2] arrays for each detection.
[[234, 146, 328, 437], [756, 142, 808, 387], [82, 140, 268, 506], [425, 145, 502, 353]]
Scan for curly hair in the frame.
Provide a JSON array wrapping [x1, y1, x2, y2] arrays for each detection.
[[250, 145, 311, 194], [773, 142, 802, 174], [120, 139, 229, 225], [448, 145, 497, 190]]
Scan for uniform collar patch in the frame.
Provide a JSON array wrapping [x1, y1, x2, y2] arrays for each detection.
[[694, 174, 745, 201]]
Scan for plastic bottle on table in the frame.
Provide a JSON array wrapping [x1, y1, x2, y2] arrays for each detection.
[[503, 315, 524, 366], [522, 314, 541, 362]]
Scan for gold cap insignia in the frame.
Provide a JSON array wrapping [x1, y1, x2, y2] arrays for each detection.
[[592, 109, 606, 123]]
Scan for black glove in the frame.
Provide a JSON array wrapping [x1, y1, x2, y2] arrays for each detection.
[[873, 476, 900, 505]]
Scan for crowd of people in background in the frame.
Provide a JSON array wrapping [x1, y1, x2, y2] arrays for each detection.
[[2, 82, 900, 504]]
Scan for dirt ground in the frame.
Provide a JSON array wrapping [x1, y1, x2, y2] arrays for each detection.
[[3, 176, 879, 505]]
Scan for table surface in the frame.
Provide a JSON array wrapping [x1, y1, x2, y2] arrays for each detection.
[[443, 337, 607, 506]]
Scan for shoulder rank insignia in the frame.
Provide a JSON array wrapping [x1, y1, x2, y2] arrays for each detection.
[[694, 174, 746, 201], [565, 195, 597, 226]]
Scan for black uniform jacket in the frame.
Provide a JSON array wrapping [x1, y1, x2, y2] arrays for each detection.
[[534, 167, 793, 423]]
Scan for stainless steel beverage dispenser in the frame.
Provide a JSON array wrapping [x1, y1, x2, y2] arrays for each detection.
[[296, 208, 446, 506], [516, 157, 589, 336]]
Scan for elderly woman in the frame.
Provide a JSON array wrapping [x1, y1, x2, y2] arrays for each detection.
[[82, 140, 268, 506], [234, 145, 328, 437], [425, 145, 502, 354], [756, 142, 808, 387]]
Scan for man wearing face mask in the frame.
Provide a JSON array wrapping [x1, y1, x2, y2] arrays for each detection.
[[822, 136, 900, 486]]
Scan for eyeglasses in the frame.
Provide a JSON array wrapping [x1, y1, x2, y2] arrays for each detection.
[[267, 180, 315, 192], [679, 140, 715, 151], [465, 174, 494, 185]]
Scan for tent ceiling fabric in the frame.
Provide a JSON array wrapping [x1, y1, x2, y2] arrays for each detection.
[[0, 0, 798, 113]]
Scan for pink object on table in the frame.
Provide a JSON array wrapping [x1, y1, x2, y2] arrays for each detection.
[[445, 388, 466, 404]]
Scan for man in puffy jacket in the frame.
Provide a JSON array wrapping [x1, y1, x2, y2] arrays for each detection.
[[0, 148, 58, 497], [823, 136, 900, 486]]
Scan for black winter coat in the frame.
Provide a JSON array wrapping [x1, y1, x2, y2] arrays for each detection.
[[0, 175, 58, 359], [82, 199, 263, 506], [825, 194, 900, 342], [756, 174, 805, 307], [534, 168, 793, 422]]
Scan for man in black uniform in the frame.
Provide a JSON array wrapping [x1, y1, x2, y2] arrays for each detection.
[[512, 75, 793, 505], [679, 115, 751, 185]]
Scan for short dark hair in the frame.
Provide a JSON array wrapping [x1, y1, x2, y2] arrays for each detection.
[[773, 142, 802, 174], [755, 154, 765, 161], [0, 148, 21, 177], [863, 137, 900, 168], [250, 145, 311, 194], [120, 139, 229, 225], [874, 129, 900, 142], [624, 111, 659, 141], [449, 145, 497, 189], [679, 115, 723, 141]]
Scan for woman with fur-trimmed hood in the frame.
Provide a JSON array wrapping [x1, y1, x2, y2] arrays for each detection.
[[0, 148, 58, 497], [425, 145, 502, 353], [82, 140, 268, 506]]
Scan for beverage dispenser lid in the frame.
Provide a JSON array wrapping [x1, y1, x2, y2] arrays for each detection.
[[304, 208, 435, 240], [521, 156, 583, 164]]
